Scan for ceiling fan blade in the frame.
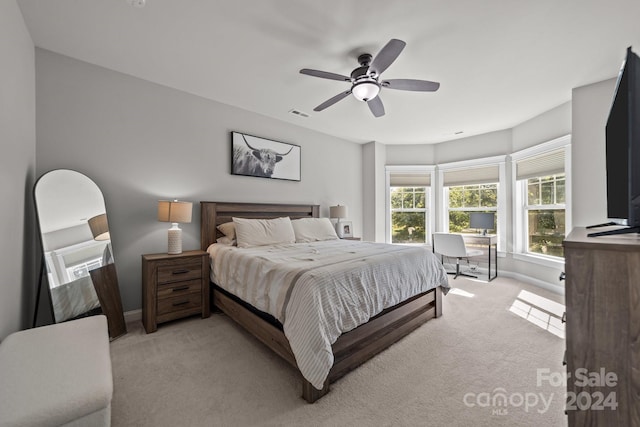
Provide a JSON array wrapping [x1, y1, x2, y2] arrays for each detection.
[[369, 39, 406, 76], [313, 90, 352, 111], [382, 79, 440, 92], [300, 68, 351, 82], [367, 96, 385, 117]]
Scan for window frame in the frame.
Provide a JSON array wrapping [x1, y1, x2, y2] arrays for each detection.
[[511, 135, 571, 265], [385, 165, 435, 245], [445, 183, 499, 234], [437, 156, 507, 252], [389, 186, 430, 245]]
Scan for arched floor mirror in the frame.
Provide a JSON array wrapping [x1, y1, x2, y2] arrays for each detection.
[[34, 169, 126, 340]]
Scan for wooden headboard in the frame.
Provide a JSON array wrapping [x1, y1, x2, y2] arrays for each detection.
[[200, 201, 320, 250]]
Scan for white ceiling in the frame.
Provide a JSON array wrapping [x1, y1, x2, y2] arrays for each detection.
[[17, 0, 640, 145]]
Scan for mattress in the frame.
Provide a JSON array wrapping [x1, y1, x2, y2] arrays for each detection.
[[208, 239, 449, 389]]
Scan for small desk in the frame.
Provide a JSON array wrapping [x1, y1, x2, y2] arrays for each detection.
[[461, 234, 498, 281]]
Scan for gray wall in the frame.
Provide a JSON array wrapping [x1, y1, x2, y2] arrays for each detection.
[[385, 143, 435, 165], [434, 130, 512, 164], [35, 49, 363, 312], [571, 79, 616, 227], [0, 0, 36, 340], [362, 142, 386, 242], [500, 101, 572, 287], [512, 102, 571, 152]]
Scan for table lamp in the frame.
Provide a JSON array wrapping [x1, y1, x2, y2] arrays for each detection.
[[157, 200, 192, 254], [88, 213, 110, 241], [329, 205, 348, 233]]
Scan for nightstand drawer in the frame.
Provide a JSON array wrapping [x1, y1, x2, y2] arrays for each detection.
[[157, 261, 202, 284], [157, 293, 202, 319], [142, 250, 210, 333], [157, 279, 202, 299]]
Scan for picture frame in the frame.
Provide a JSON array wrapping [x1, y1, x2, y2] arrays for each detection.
[[231, 132, 301, 181], [337, 221, 353, 238]]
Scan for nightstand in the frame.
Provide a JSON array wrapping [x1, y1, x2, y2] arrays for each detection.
[[142, 250, 210, 333]]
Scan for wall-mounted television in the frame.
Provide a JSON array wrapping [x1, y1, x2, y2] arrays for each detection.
[[588, 47, 640, 237]]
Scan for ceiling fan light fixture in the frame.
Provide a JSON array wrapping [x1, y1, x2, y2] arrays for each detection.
[[352, 81, 380, 102]]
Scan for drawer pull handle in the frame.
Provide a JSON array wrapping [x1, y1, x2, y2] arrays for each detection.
[[172, 286, 189, 292], [172, 300, 189, 307], [172, 269, 190, 275], [562, 312, 566, 323]]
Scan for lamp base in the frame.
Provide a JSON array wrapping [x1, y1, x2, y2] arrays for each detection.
[[167, 223, 182, 255]]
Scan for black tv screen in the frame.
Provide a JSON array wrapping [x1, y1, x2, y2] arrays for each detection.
[[606, 47, 640, 228]]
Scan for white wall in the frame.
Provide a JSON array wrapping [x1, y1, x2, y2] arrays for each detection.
[[0, 0, 36, 340], [362, 142, 386, 242], [571, 79, 616, 227], [35, 49, 363, 312]]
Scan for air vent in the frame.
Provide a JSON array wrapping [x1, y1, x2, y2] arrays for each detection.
[[289, 109, 310, 118], [127, 0, 145, 8]]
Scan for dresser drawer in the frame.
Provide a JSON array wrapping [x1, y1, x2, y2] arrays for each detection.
[[157, 260, 202, 284], [157, 279, 201, 299], [157, 293, 202, 321]]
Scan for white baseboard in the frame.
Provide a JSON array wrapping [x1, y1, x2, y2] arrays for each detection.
[[498, 270, 565, 295]]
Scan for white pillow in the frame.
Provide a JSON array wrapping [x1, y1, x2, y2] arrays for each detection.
[[291, 218, 339, 243], [233, 217, 296, 248], [216, 236, 236, 246], [217, 222, 236, 239]]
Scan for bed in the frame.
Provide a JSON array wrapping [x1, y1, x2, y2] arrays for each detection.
[[200, 201, 449, 402]]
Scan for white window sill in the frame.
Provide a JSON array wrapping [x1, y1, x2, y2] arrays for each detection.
[[512, 252, 565, 269]]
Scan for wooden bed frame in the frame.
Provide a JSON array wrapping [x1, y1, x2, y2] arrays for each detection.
[[200, 201, 443, 402]]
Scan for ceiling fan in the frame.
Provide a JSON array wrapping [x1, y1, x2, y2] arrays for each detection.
[[300, 39, 440, 118]]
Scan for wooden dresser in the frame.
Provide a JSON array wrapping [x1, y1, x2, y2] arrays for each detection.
[[142, 250, 210, 333], [563, 227, 640, 426]]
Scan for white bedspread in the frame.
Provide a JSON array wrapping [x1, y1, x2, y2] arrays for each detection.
[[208, 240, 449, 390]]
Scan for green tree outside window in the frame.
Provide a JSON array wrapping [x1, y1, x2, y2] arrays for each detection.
[[526, 174, 565, 257], [390, 187, 428, 244], [448, 183, 498, 234]]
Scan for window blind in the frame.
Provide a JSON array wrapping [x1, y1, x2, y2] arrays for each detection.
[[442, 165, 499, 187], [516, 149, 565, 180], [389, 172, 431, 187]]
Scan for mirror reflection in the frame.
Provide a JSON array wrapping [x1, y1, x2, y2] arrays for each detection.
[[34, 170, 120, 329]]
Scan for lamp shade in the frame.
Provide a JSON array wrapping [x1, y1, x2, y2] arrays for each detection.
[[157, 200, 192, 224], [329, 205, 347, 219], [88, 213, 110, 241]]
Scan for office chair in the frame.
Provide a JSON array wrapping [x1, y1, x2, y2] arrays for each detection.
[[432, 232, 484, 279]]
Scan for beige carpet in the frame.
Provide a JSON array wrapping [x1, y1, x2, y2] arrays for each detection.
[[110, 276, 567, 426]]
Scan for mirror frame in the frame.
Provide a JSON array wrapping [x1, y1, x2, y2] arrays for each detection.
[[33, 169, 126, 340]]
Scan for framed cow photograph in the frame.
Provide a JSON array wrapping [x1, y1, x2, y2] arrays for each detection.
[[231, 132, 301, 181]]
